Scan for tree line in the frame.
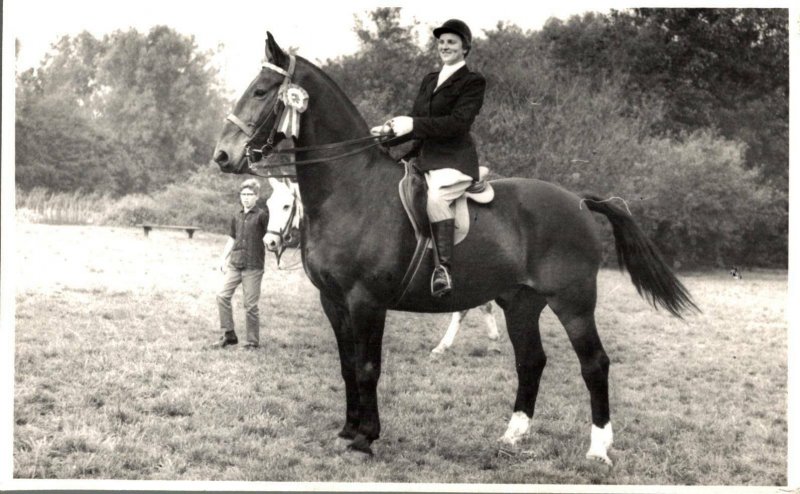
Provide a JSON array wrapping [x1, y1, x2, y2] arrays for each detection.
[[15, 27, 229, 194], [15, 8, 788, 268]]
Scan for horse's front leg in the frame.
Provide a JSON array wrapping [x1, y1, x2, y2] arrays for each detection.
[[345, 290, 387, 455], [319, 292, 360, 440]]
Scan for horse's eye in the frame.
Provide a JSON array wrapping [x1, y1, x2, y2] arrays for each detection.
[[254, 88, 268, 98], [283, 205, 290, 211]]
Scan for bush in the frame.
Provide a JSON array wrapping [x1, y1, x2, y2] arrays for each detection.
[[101, 164, 272, 234], [626, 130, 785, 268], [101, 194, 162, 226], [15, 187, 109, 225]]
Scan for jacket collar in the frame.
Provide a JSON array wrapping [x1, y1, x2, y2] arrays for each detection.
[[240, 203, 261, 214], [433, 64, 469, 95]]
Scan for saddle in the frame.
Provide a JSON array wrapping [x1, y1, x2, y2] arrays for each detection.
[[398, 161, 495, 246]]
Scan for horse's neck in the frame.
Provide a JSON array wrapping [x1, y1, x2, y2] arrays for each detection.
[[292, 63, 401, 221], [294, 148, 401, 223]]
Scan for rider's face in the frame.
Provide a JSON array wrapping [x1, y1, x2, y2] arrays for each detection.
[[438, 33, 466, 66]]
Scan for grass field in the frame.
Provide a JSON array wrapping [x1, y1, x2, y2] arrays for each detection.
[[12, 222, 788, 484]]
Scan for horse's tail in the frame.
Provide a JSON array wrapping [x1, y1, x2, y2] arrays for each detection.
[[581, 194, 700, 318]]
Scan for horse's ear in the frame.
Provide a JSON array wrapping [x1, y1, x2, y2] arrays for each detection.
[[289, 180, 301, 198], [265, 31, 288, 68], [267, 176, 282, 190]]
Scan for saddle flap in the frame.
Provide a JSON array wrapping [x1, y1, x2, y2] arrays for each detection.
[[398, 161, 431, 238], [398, 161, 495, 246]]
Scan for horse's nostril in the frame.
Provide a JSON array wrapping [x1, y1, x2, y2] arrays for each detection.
[[214, 150, 229, 166]]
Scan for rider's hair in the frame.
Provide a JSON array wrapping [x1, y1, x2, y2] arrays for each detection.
[[240, 178, 261, 195]]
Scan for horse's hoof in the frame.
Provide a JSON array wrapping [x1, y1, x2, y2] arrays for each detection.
[[347, 434, 374, 456], [338, 425, 358, 440], [498, 411, 530, 446], [488, 342, 501, 353], [586, 423, 613, 466], [586, 450, 613, 466], [431, 346, 446, 355]]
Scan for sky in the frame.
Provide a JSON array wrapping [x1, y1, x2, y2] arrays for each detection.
[[8, 0, 611, 92]]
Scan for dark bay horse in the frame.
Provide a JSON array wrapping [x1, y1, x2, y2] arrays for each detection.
[[212, 33, 697, 465]]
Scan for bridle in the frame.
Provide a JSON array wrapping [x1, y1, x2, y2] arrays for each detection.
[[225, 55, 393, 179], [266, 183, 300, 265], [225, 57, 296, 177]]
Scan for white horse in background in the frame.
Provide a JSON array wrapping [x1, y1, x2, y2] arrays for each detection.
[[265, 177, 501, 355]]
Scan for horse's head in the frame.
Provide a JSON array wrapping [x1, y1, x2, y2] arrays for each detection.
[[265, 177, 302, 259], [213, 32, 295, 174]]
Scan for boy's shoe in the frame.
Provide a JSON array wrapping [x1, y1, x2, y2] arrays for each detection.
[[210, 331, 238, 348]]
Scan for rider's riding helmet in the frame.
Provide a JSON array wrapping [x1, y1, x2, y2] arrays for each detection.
[[433, 19, 473, 57]]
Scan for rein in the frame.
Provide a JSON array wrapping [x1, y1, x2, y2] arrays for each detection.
[[251, 136, 391, 171], [226, 55, 393, 178]]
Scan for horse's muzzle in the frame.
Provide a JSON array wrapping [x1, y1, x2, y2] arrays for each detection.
[[213, 147, 249, 174], [264, 233, 282, 252]]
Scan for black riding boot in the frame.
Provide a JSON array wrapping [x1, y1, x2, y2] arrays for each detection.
[[430, 219, 455, 297]]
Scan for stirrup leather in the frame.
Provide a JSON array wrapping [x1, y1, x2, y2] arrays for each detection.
[[431, 264, 453, 297]]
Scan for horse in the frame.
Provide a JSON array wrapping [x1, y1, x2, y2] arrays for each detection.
[[212, 33, 698, 465], [264, 177, 501, 355]]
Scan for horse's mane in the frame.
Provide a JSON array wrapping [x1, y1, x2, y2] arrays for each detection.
[[297, 56, 370, 133], [296, 56, 400, 168]]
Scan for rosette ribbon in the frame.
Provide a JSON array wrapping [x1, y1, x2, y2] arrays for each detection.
[[277, 83, 309, 139]]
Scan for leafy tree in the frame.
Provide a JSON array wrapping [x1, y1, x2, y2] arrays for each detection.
[[325, 8, 435, 126], [96, 26, 229, 188], [15, 26, 230, 194], [542, 8, 789, 187]]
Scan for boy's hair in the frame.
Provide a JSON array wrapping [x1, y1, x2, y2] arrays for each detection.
[[239, 178, 261, 194]]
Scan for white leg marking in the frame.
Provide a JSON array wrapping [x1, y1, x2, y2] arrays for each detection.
[[499, 411, 531, 446], [586, 422, 614, 466], [482, 303, 499, 341], [432, 310, 467, 354]]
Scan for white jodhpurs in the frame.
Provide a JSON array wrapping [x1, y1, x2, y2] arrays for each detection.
[[425, 168, 473, 222]]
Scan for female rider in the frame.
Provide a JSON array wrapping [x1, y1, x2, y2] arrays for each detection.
[[372, 19, 486, 298]]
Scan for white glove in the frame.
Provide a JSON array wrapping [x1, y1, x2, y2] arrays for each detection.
[[389, 116, 413, 136], [370, 121, 393, 136]]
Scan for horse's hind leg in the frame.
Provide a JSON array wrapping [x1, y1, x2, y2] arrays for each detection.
[[496, 288, 547, 446], [548, 283, 614, 465]]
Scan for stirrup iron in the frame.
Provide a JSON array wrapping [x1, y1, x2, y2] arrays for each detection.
[[431, 265, 452, 297]]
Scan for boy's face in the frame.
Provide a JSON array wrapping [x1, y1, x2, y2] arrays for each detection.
[[240, 188, 258, 209]]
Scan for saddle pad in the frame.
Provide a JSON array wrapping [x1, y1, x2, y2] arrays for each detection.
[[398, 162, 493, 248]]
